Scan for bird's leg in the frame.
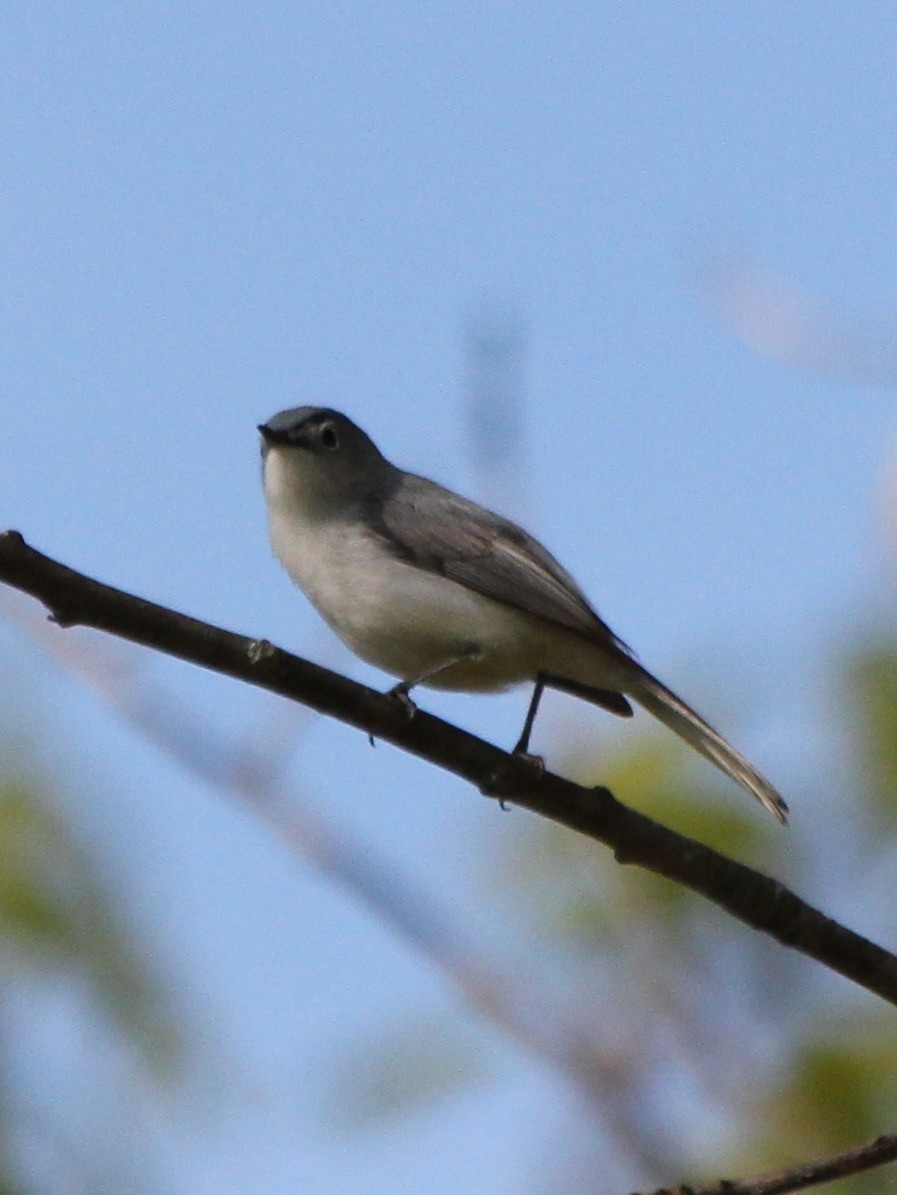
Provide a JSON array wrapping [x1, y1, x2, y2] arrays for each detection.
[[513, 673, 547, 758], [387, 646, 482, 717]]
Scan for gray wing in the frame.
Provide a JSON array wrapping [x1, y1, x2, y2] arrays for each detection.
[[372, 473, 630, 653]]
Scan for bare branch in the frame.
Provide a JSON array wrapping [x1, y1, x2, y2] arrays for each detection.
[[4, 530, 897, 1189], [3, 588, 677, 1174], [2, 530, 897, 1014], [639, 1131, 897, 1195]]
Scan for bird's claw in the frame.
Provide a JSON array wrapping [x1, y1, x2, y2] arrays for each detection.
[[511, 749, 545, 776], [387, 683, 417, 720], [480, 764, 516, 809]]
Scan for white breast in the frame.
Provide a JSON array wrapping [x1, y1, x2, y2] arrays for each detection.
[[262, 450, 621, 694], [265, 478, 541, 687]]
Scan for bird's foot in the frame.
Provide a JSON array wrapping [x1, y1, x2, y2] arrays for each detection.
[[386, 682, 417, 720], [511, 746, 545, 776], [482, 749, 545, 810], [480, 763, 516, 809]]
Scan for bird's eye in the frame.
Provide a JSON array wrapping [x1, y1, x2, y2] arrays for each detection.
[[319, 423, 340, 451]]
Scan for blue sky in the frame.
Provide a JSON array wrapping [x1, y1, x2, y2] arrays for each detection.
[[2, 5, 897, 1191]]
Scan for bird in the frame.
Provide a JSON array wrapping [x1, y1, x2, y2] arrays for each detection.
[[258, 407, 788, 824]]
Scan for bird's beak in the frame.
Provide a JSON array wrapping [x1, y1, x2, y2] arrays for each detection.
[[258, 422, 288, 446]]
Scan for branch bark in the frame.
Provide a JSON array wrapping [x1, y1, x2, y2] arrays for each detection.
[[2, 529, 897, 1012], [639, 1131, 897, 1194]]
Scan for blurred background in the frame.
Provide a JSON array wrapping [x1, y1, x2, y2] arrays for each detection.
[[1, 5, 897, 1192]]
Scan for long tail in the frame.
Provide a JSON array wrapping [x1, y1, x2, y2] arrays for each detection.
[[628, 667, 788, 824]]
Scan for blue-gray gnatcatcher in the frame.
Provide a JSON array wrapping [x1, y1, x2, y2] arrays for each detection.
[[259, 407, 788, 824]]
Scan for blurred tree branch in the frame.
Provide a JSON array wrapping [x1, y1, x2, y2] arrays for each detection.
[[2, 530, 897, 1008], [693, 246, 897, 385]]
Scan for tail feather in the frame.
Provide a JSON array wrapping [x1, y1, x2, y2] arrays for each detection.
[[628, 668, 789, 825]]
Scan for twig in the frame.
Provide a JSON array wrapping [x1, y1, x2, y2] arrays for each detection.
[[638, 1131, 897, 1194], [2, 530, 897, 1012]]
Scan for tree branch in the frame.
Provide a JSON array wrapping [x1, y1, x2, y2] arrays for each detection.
[[2, 593, 678, 1176], [2, 530, 897, 1012], [639, 1131, 897, 1194]]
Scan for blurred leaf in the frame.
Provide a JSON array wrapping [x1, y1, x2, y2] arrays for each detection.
[[0, 771, 180, 1077], [758, 1013, 897, 1195], [327, 1014, 489, 1129], [502, 735, 778, 947], [572, 736, 773, 860], [0, 740, 187, 1193], [848, 646, 897, 828]]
